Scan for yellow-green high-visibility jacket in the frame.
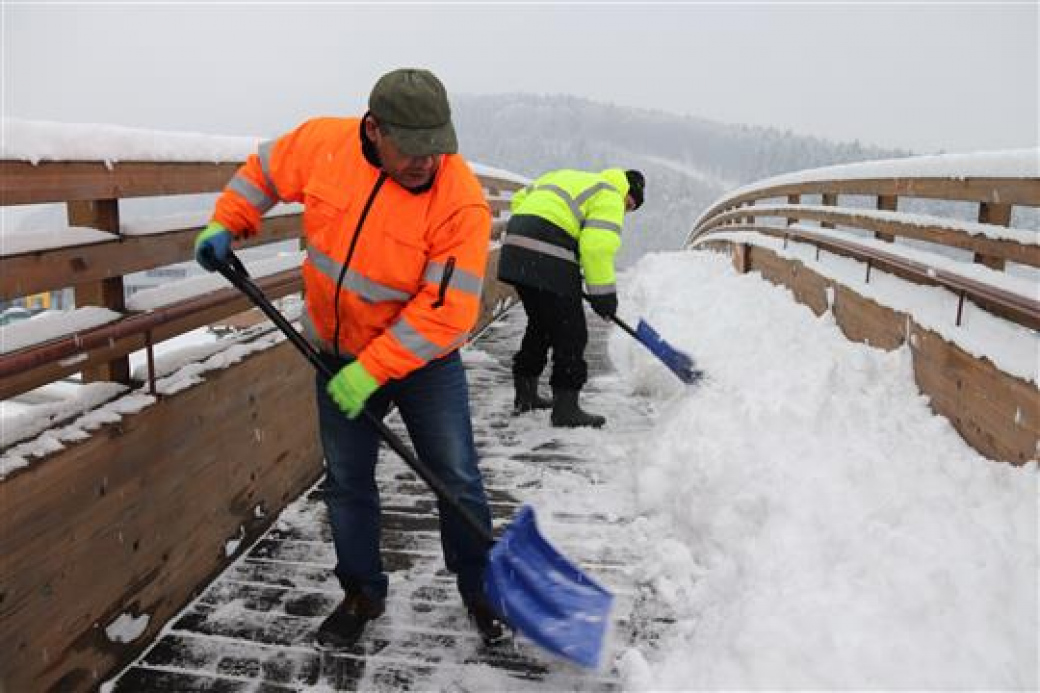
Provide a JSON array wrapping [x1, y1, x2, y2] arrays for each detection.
[[497, 168, 629, 297]]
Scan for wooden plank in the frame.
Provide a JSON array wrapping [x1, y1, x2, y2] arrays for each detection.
[[820, 192, 837, 229], [832, 284, 909, 351], [1, 215, 302, 300], [0, 342, 323, 693], [0, 160, 241, 205], [749, 246, 830, 317], [1, 160, 521, 206], [475, 173, 525, 194], [733, 242, 750, 274], [876, 194, 898, 241], [0, 272, 304, 401], [694, 177, 1040, 228], [910, 325, 1038, 465], [487, 197, 511, 217], [786, 194, 800, 226], [708, 224, 1040, 330], [701, 206, 1040, 268], [973, 202, 1012, 270]]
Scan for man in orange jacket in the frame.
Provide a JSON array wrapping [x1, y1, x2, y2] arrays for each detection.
[[194, 68, 506, 648]]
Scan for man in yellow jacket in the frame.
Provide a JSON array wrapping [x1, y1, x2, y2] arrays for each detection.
[[497, 167, 645, 427], [194, 69, 506, 648]]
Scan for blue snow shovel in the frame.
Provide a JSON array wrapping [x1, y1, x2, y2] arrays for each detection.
[[584, 295, 703, 384], [211, 251, 614, 669]]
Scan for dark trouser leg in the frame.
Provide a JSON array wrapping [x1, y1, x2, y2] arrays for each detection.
[[315, 360, 392, 601], [512, 285, 552, 379], [544, 292, 588, 391], [389, 351, 493, 602], [541, 295, 604, 427]]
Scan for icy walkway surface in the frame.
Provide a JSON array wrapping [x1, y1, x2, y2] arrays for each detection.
[[108, 305, 664, 691]]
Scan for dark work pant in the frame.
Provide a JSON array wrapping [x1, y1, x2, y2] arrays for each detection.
[[315, 351, 492, 603], [512, 285, 588, 391]]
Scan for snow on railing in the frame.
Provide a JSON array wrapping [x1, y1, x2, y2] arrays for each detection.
[[686, 148, 1040, 333]]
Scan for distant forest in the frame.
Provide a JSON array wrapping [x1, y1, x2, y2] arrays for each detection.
[[453, 93, 910, 266]]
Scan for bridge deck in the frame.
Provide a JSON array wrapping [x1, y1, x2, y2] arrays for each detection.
[[109, 306, 666, 691]]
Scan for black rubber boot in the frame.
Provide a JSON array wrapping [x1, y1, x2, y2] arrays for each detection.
[[550, 389, 605, 428], [513, 375, 552, 413], [465, 596, 511, 645]]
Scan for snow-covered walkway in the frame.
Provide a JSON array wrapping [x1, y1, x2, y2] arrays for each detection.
[[106, 305, 659, 691]]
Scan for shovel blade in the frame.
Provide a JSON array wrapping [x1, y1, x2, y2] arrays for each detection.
[[484, 505, 613, 669], [634, 319, 702, 384]]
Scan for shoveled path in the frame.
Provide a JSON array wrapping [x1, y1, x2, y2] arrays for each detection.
[[109, 305, 667, 691]]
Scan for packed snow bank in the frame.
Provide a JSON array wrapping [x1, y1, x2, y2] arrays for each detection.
[[610, 251, 1038, 689]]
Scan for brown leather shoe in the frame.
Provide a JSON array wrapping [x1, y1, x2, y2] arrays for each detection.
[[316, 591, 385, 649]]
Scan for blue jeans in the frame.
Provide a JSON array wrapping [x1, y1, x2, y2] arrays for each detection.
[[315, 350, 492, 604]]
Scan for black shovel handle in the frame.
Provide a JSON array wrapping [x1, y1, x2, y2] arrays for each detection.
[[209, 250, 495, 546]]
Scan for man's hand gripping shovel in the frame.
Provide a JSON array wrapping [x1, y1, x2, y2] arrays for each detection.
[[209, 250, 614, 670]]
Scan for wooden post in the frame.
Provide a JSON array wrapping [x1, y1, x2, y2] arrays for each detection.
[[875, 194, 897, 242], [787, 194, 799, 227], [733, 243, 750, 274], [820, 193, 837, 229], [67, 198, 131, 385], [974, 202, 1011, 270]]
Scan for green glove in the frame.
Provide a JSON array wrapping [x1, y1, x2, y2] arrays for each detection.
[[194, 221, 232, 271], [327, 361, 380, 419]]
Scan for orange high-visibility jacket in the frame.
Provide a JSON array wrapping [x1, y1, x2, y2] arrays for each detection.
[[212, 117, 491, 385]]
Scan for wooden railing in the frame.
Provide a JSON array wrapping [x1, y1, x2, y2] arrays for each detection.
[[0, 160, 522, 400], [685, 150, 1039, 465], [0, 156, 523, 693]]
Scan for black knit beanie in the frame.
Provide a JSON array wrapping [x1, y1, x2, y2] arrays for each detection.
[[625, 169, 645, 210]]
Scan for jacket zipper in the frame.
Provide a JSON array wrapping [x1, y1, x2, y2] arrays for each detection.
[[332, 172, 387, 359]]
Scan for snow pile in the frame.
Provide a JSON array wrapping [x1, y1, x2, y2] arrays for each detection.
[[610, 251, 1038, 689]]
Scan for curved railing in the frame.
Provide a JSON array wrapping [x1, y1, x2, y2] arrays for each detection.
[[685, 149, 1039, 465]]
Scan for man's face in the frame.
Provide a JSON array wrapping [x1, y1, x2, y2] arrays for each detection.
[[366, 118, 440, 190]]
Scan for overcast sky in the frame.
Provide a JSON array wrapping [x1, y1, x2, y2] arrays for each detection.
[[4, 2, 1037, 154]]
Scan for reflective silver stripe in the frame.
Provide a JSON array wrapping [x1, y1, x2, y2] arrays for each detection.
[[423, 262, 483, 296], [532, 183, 584, 223], [228, 175, 276, 214], [308, 245, 339, 280], [257, 140, 282, 200], [583, 218, 622, 234], [533, 180, 616, 226], [390, 318, 445, 361], [574, 181, 613, 207], [586, 283, 616, 295], [300, 310, 335, 353], [502, 235, 579, 264], [348, 271, 412, 303], [307, 246, 413, 303]]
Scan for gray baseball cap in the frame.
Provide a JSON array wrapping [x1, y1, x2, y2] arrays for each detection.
[[368, 68, 458, 157]]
